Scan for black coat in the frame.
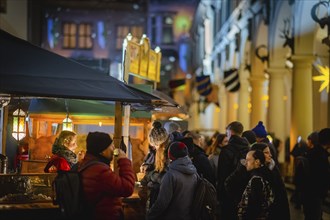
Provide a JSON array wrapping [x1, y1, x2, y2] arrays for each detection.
[[269, 166, 290, 220], [191, 145, 216, 186], [225, 161, 290, 220], [217, 135, 249, 220], [303, 145, 330, 199]]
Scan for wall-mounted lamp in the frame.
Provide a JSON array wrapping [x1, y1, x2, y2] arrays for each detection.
[[255, 45, 269, 63], [12, 108, 26, 141]]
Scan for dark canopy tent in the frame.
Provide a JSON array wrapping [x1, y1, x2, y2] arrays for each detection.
[[0, 29, 163, 156], [0, 29, 159, 103]]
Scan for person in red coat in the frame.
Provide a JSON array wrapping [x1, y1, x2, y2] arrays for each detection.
[[44, 130, 78, 172], [79, 132, 135, 220]]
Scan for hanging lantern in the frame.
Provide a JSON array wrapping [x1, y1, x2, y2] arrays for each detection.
[[62, 115, 73, 131], [12, 108, 26, 141]]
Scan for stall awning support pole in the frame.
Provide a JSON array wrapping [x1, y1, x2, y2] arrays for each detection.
[[113, 101, 122, 172], [123, 105, 131, 161]]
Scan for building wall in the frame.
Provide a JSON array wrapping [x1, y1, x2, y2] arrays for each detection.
[[190, 0, 329, 171], [0, 0, 27, 39]]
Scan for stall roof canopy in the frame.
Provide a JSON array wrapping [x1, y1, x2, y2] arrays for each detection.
[[0, 29, 159, 103], [28, 98, 151, 118]]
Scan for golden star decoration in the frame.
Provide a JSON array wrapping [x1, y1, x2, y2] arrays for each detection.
[[313, 65, 329, 93]]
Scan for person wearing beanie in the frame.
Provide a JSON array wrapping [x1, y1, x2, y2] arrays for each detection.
[[44, 130, 78, 173], [79, 132, 135, 220], [168, 141, 188, 160], [252, 121, 279, 166], [252, 121, 268, 138], [147, 141, 198, 220]]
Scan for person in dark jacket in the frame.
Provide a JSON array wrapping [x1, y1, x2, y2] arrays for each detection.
[[217, 121, 249, 220], [290, 135, 308, 209], [183, 131, 216, 186], [250, 143, 290, 220], [238, 150, 274, 220], [252, 121, 278, 166], [300, 131, 330, 220], [79, 132, 135, 220], [242, 130, 257, 146], [147, 141, 198, 220]]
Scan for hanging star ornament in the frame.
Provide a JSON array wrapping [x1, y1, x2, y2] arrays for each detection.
[[313, 65, 329, 93]]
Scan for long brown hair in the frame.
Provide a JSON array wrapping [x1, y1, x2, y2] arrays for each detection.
[[209, 133, 226, 155], [154, 137, 170, 172]]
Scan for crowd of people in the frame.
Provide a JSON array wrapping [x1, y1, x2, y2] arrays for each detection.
[[42, 120, 330, 220], [139, 121, 330, 220]]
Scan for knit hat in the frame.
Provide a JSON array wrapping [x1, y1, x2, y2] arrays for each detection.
[[149, 121, 169, 146], [252, 121, 268, 138], [86, 132, 112, 155], [173, 135, 194, 155], [318, 128, 330, 146], [168, 141, 188, 161]]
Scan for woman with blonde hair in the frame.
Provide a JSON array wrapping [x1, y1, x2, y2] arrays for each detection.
[[140, 121, 170, 212], [44, 130, 78, 172]]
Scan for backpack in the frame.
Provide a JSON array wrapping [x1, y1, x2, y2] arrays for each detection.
[[52, 160, 100, 219], [238, 176, 274, 219], [191, 174, 218, 220]]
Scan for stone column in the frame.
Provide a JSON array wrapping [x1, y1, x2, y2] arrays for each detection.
[[249, 76, 266, 128], [290, 55, 314, 149], [227, 91, 238, 125], [238, 79, 250, 130], [268, 68, 287, 163]]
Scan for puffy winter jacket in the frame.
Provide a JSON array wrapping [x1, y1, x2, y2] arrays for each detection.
[[79, 153, 135, 220]]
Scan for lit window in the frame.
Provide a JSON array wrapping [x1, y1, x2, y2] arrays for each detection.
[[78, 23, 93, 49], [62, 22, 93, 49], [116, 25, 143, 49], [63, 23, 77, 48], [162, 16, 173, 44]]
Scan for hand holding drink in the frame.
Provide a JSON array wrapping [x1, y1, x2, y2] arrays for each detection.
[[114, 148, 127, 159]]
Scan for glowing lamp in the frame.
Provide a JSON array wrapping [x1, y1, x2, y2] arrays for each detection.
[[62, 116, 73, 131], [12, 109, 26, 141]]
